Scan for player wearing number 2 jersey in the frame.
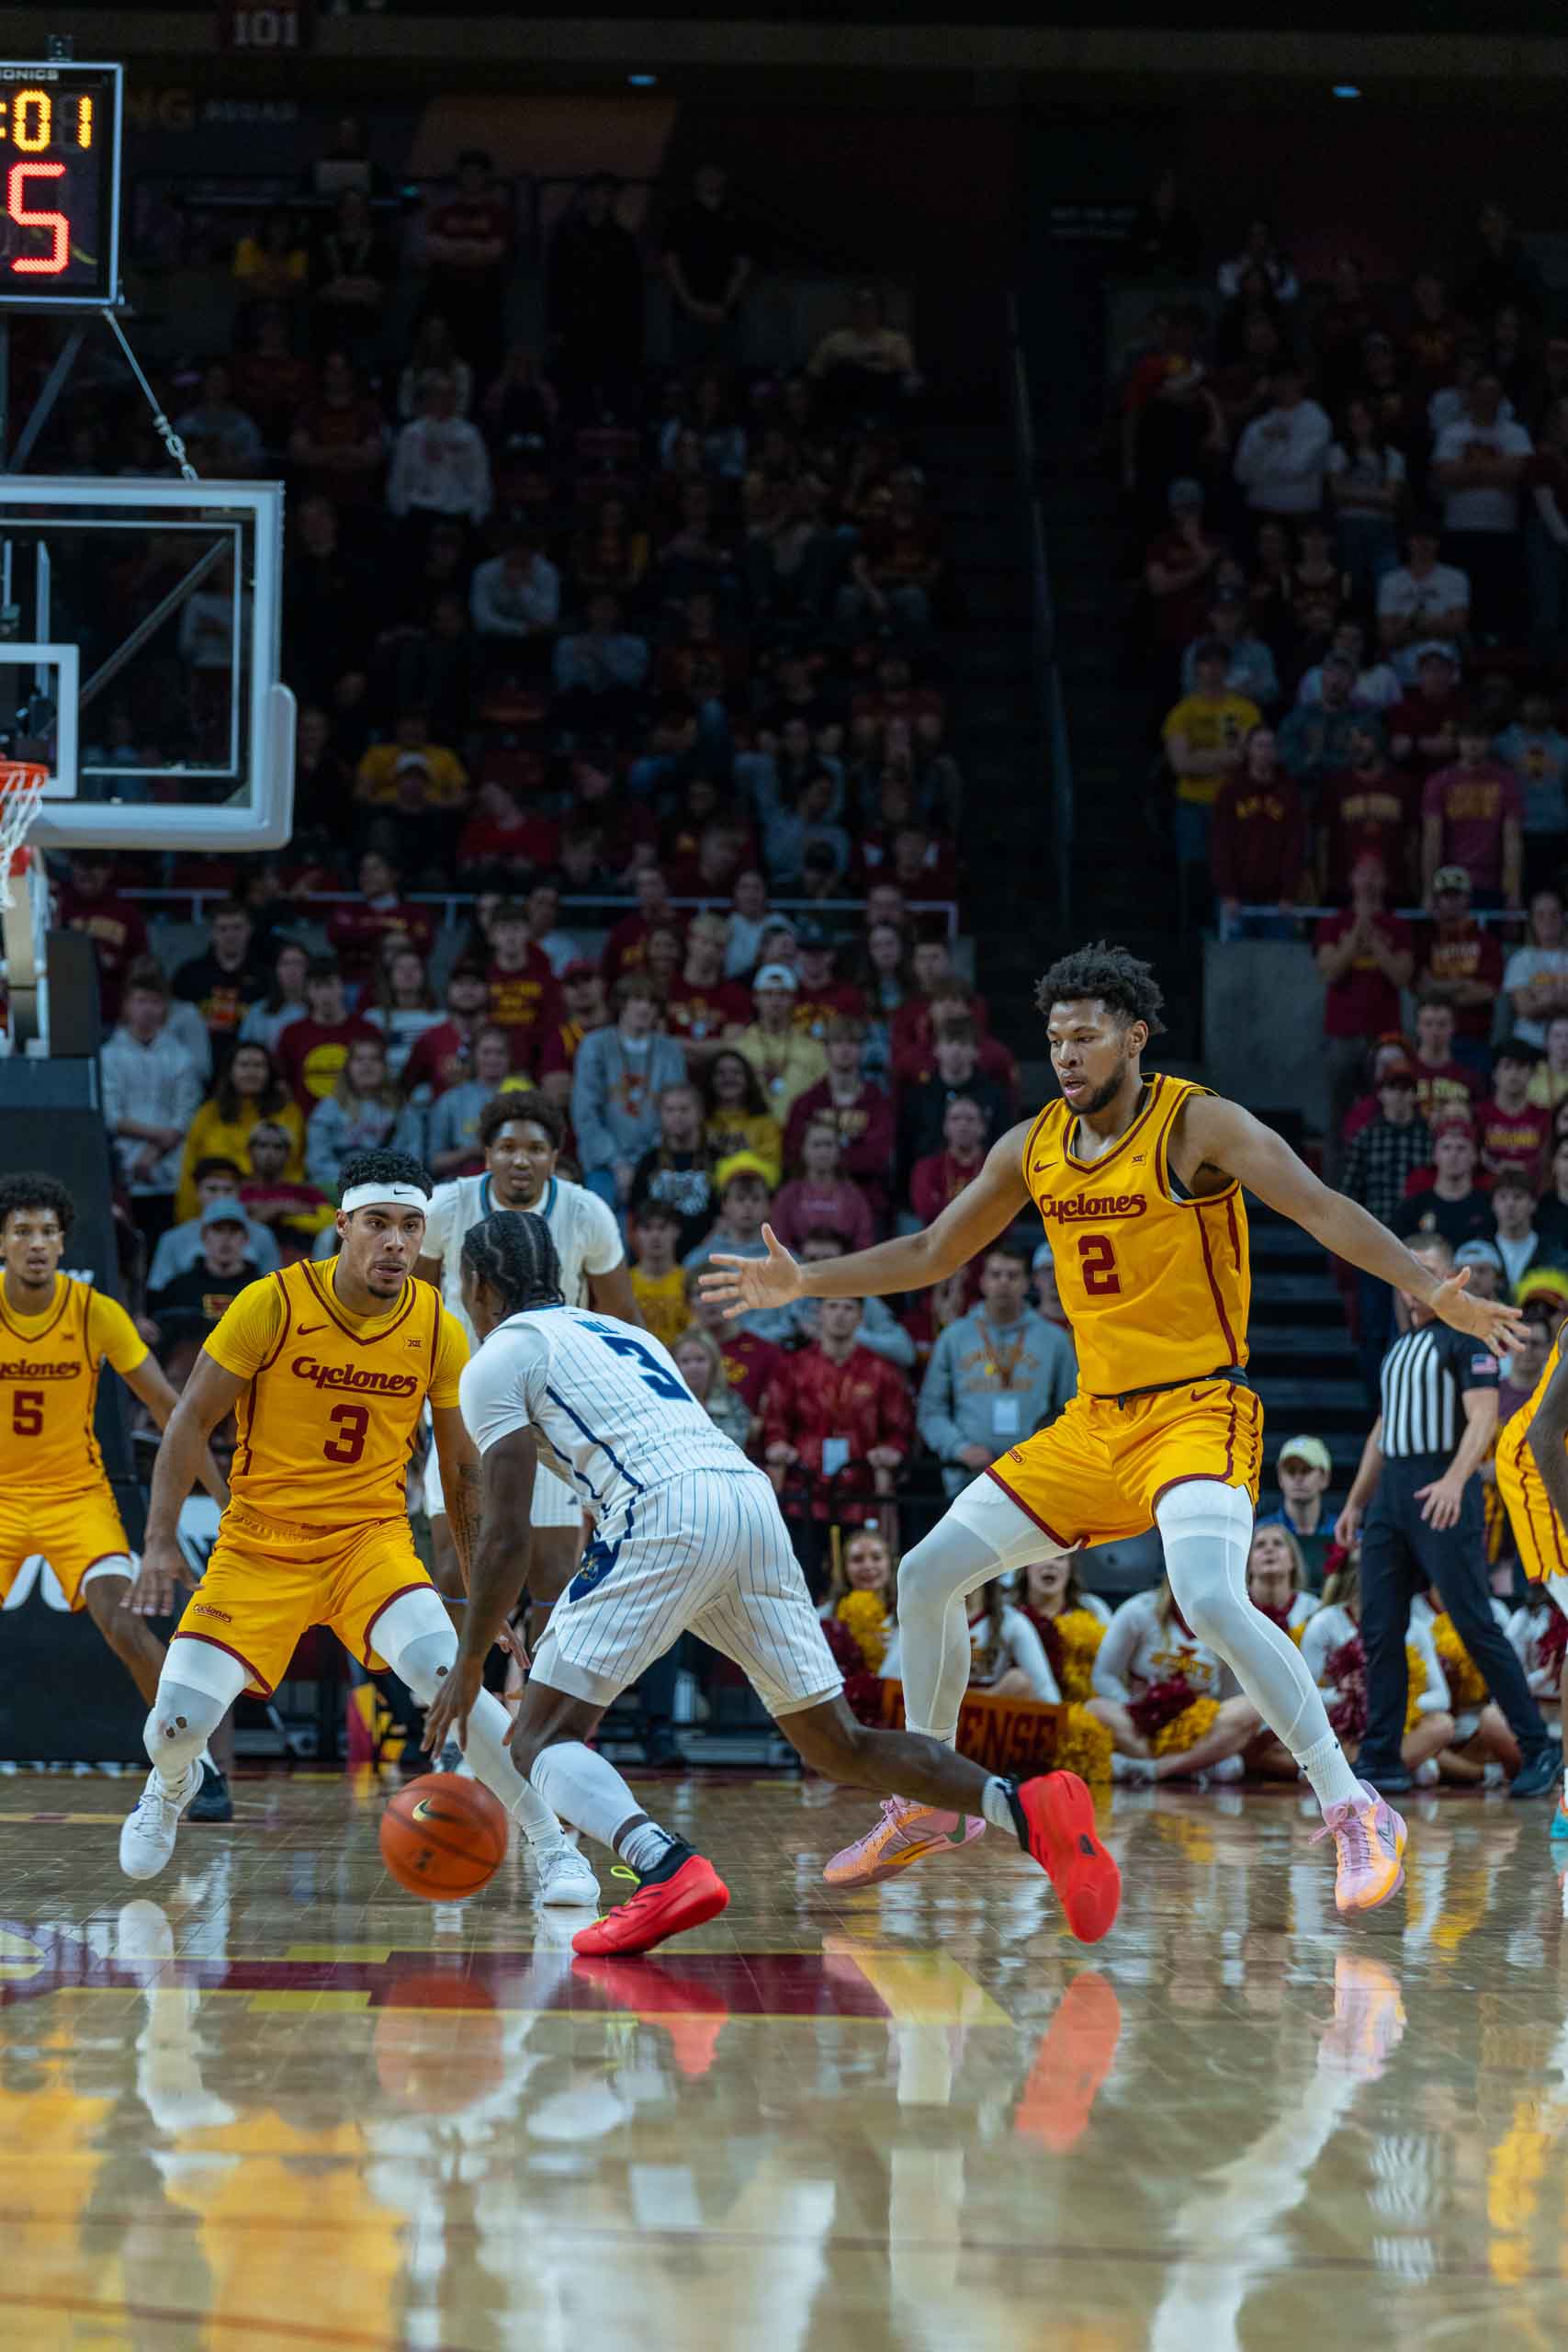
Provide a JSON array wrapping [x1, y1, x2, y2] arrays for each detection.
[[702, 943, 1529, 1920], [116, 1149, 595, 1905]]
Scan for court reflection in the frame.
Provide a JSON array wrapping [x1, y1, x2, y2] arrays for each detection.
[[0, 1782, 1563, 2347]]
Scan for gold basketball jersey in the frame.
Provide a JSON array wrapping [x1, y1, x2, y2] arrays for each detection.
[[209, 1258, 457, 1532], [1023, 1074, 1251, 1397], [0, 1274, 146, 1493]]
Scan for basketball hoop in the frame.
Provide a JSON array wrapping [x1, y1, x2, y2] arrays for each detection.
[[0, 763, 51, 913]]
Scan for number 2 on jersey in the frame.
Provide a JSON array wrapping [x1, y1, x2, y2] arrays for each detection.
[[593, 1326, 694, 1404], [1077, 1235, 1122, 1295]]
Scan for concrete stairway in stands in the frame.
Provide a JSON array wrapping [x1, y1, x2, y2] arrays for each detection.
[[1247, 1201, 1365, 1503]]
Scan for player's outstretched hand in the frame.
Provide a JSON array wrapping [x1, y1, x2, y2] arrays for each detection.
[[698, 1224, 804, 1320], [127, 1537, 196, 1619], [1429, 1265, 1530, 1361], [422, 1653, 485, 1756]]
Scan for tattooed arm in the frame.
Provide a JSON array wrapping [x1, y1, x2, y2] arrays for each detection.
[[430, 1403, 484, 1592]]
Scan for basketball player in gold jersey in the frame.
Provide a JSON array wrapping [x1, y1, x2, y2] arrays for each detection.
[[116, 1148, 596, 1904], [1494, 1311, 1568, 1838], [0, 1174, 234, 1813], [705, 944, 1527, 1917]]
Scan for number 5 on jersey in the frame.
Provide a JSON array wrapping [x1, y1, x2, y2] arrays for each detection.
[[1077, 1236, 1121, 1296]]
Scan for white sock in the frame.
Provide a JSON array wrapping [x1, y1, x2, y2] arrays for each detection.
[[979, 1777, 1018, 1836], [197, 1748, 215, 1773], [619, 1819, 680, 1873], [1298, 1731, 1364, 1813], [531, 1738, 676, 1862]]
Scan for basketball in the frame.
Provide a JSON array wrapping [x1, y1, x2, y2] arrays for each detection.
[[378, 1772, 509, 1899]]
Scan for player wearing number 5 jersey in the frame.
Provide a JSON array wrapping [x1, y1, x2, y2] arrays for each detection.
[[116, 1148, 594, 1905], [0, 1174, 233, 1816], [702, 943, 1529, 1919]]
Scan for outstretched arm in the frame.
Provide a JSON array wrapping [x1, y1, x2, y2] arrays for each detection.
[[1180, 1095, 1528, 1360], [1527, 1343, 1568, 1533], [701, 1118, 1033, 1318]]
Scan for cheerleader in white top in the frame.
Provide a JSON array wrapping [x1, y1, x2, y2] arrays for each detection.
[[1239, 1524, 1320, 1779], [1506, 1587, 1567, 1730], [1411, 1588, 1523, 1782], [1301, 1562, 1455, 1782], [1091, 1578, 1261, 1782]]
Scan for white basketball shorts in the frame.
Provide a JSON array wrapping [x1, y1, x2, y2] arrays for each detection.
[[530, 1466, 842, 1720]]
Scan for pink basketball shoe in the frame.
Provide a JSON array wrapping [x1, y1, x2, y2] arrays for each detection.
[[823, 1797, 986, 1889]]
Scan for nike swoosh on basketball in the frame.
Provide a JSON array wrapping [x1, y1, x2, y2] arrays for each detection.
[[297, 1322, 326, 1335]]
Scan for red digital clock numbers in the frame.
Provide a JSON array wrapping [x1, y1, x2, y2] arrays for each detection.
[[0, 62, 122, 308]]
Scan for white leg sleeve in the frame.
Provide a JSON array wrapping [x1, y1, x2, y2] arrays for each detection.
[[377, 1588, 566, 1851], [897, 1477, 1067, 1745], [1155, 1482, 1358, 1808], [145, 1643, 248, 1786]]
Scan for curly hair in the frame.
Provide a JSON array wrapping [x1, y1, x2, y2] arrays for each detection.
[[336, 1147, 431, 1205], [1033, 941, 1166, 1035], [0, 1172, 74, 1239], [478, 1091, 562, 1153], [460, 1209, 563, 1315]]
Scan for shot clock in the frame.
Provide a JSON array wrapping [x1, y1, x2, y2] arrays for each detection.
[[0, 62, 123, 307]]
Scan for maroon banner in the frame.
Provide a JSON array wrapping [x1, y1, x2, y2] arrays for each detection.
[[873, 1679, 1111, 1780]]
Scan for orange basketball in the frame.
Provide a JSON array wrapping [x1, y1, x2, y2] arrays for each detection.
[[379, 1772, 508, 1898]]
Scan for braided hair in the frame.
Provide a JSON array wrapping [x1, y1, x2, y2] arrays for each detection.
[[460, 1210, 564, 1316]]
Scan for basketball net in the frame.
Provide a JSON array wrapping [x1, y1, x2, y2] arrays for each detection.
[[0, 763, 50, 914]]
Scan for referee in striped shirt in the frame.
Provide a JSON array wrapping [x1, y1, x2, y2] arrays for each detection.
[[1337, 1235, 1562, 1798]]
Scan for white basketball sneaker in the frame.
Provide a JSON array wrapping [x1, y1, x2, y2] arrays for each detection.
[[119, 1761, 201, 1883], [535, 1838, 599, 1906]]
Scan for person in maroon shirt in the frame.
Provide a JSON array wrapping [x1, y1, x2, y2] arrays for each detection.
[[275, 956, 381, 1110], [1318, 719, 1420, 899], [762, 1295, 913, 1514], [1143, 478, 1227, 676], [783, 1016, 896, 1218], [1388, 644, 1463, 784], [888, 934, 991, 1080], [1210, 724, 1305, 938], [908, 1092, 988, 1225], [662, 910, 750, 1066], [400, 961, 491, 1100], [1415, 864, 1506, 1073], [603, 865, 681, 985], [1421, 717, 1524, 908], [1410, 995, 1481, 1130], [483, 899, 558, 1070], [1476, 1037, 1551, 1185], [790, 927, 866, 1041], [55, 851, 149, 1023], [534, 961, 611, 1112], [455, 775, 560, 880], [1314, 848, 1416, 1180], [771, 1120, 876, 1254], [424, 149, 512, 376], [324, 849, 434, 1001]]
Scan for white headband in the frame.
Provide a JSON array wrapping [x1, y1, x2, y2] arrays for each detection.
[[339, 1183, 430, 1216]]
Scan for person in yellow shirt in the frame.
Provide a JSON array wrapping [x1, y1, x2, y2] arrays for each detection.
[[116, 1148, 597, 1901], [1160, 640, 1261, 885], [175, 1043, 308, 1222], [355, 714, 469, 808], [626, 1200, 692, 1350], [733, 966, 828, 1124], [0, 1174, 232, 1809]]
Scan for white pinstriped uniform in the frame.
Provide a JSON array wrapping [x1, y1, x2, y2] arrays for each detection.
[[460, 1306, 843, 1718], [421, 1171, 624, 1529]]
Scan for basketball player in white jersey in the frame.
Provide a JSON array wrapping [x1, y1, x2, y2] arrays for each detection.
[[414, 1095, 641, 1613], [423, 1211, 1122, 1959]]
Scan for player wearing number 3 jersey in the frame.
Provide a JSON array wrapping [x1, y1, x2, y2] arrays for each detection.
[[116, 1149, 595, 1905], [702, 944, 1529, 1919]]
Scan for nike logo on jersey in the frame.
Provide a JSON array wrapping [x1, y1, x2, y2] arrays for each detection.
[[297, 1323, 326, 1336]]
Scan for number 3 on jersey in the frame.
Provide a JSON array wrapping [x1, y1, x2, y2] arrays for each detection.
[[1077, 1235, 1121, 1296], [589, 1322, 694, 1403]]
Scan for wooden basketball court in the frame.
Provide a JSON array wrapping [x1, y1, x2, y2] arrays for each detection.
[[2, 1771, 1563, 2346]]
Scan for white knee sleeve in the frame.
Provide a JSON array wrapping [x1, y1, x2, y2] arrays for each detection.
[[377, 1586, 565, 1849], [1156, 1478, 1328, 1756], [144, 1681, 228, 1779], [896, 1503, 1018, 1745]]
